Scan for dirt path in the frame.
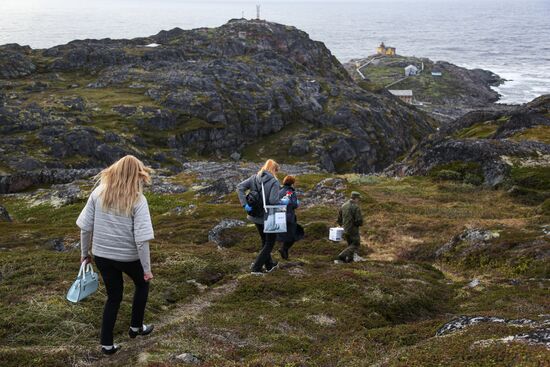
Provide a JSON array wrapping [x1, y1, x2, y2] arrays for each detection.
[[75, 278, 239, 367]]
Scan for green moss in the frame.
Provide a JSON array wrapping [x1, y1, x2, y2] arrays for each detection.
[[432, 169, 462, 181], [507, 166, 550, 204], [510, 125, 550, 144], [539, 198, 550, 216], [454, 121, 498, 139], [241, 122, 316, 164], [429, 161, 484, 185]]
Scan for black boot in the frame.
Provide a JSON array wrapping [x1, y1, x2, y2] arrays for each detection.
[[278, 247, 289, 260], [266, 260, 279, 273], [101, 345, 120, 355], [128, 324, 154, 339]]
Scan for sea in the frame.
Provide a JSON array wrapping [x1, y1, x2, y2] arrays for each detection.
[[1, 0, 549, 104]]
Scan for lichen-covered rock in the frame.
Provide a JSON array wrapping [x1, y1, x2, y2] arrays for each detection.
[[45, 238, 66, 252], [436, 228, 500, 258], [436, 316, 536, 336], [0, 169, 99, 194], [300, 177, 347, 207], [0, 44, 36, 79], [208, 219, 246, 247], [31, 183, 83, 207], [174, 353, 200, 364]]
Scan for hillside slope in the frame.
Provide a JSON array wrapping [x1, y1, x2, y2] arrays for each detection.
[[0, 165, 548, 366]]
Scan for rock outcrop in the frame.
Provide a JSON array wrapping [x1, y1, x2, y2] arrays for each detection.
[[0, 19, 435, 187], [387, 95, 550, 187]]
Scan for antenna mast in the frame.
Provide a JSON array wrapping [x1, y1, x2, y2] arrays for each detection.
[[256, 4, 261, 20]]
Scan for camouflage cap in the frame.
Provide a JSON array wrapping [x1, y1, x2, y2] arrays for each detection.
[[351, 191, 361, 198]]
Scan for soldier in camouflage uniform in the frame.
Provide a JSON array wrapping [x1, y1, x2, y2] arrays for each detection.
[[336, 191, 363, 263]]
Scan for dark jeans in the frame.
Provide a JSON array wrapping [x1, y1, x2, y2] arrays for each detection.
[[252, 223, 277, 271], [94, 256, 149, 345]]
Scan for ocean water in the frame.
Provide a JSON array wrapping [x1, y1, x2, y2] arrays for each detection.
[[1, 0, 549, 104]]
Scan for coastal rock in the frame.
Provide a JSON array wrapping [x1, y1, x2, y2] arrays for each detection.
[[0, 44, 36, 79], [0, 20, 434, 175]]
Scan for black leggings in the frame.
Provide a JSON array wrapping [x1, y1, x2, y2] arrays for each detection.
[[94, 256, 149, 345], [252, 223, 276, 270]]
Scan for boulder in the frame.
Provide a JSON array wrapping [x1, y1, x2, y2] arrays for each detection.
[[436, 316, 536, 336], [301, 177, 347, 207], [0, 205, 11, 222], [174, 353, 200, 364], [208, 219, 247, 247], [45, 238, 66, 252], [435, 228, 500, 258]]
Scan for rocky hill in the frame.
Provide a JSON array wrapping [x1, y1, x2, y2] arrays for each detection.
[[388, 94, 550, 203], [344, 55, 505, 121], [0, 19, 435, 192]]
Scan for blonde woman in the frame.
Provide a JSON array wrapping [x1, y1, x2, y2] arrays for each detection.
[[77, 155, 155, 355], [237, 159, 284, 274]]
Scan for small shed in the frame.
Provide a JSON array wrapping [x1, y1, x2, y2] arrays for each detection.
[[388, 90, 413, 104], [238, 31, 247, 39], [405, 65, 419, 76]]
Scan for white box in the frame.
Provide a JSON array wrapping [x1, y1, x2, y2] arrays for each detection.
[[329, 227, 344, 242]]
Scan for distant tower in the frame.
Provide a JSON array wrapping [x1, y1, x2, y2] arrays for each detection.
[[256, 4, 261, 20], [242, 10, 245, 19]]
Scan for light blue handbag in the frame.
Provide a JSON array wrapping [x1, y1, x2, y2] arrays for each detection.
[[66, 262, 99, 303]]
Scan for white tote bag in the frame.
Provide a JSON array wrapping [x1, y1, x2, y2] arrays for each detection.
[[261, 181, 287, 233]]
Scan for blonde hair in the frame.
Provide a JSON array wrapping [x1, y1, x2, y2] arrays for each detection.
[[258, 159, 280, 176], [95, 155, 152, 216]]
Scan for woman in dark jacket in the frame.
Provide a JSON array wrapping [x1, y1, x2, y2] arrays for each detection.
[[276, 176, 303, 260], [237, 159, 282, 274]]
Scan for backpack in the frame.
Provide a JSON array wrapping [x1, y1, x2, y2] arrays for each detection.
[[245, 176, 265, 218]]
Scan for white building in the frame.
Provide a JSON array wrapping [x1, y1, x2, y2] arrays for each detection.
[[405, 65, 419, 76], [389, 90, 413, 104]]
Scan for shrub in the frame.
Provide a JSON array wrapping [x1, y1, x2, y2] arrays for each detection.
[[463, 173, 484, 186], [433, 169, 462, 181]]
